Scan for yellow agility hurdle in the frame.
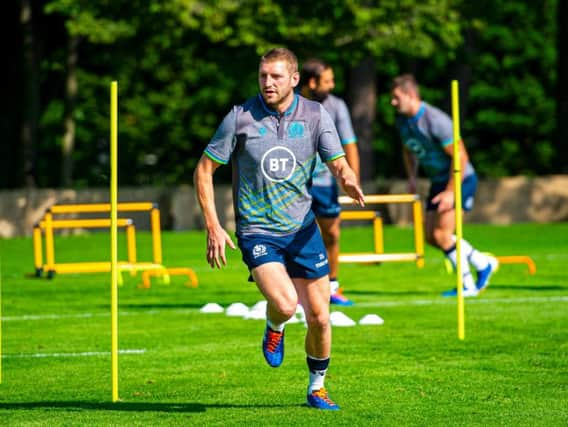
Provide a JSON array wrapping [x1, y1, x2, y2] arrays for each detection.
[[338, 194, 425, 267], [339, 210, 384, 254], [37, 202, 164, 279], [33, 218, 137, 278], [496, 256, 536, 274], [48, 202, 162, 264], [444, 254, 536, 276], [139, 267, 199, 289]]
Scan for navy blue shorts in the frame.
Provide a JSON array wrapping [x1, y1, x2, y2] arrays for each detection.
[[427, 174, 478, 212], [310, 183, 340, 218], [238, 220, 330, 280]]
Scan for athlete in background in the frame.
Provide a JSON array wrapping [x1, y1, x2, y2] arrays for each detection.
[[391, 74, 497, 297], [300, 59, 360, 306]]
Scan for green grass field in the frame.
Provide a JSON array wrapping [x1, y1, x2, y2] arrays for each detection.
[[1, 223, 567, 426]]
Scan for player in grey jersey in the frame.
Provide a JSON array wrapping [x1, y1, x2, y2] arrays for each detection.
[[194, 48, 364, 410], [391, 74, 497, 297], [300, 58, 360, 306]]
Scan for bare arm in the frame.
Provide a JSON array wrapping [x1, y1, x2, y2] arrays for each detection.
[[326, 156, 365, 206], [193, 155, 236, 268], [343, 143, 360, 184], [402, 147, 418, 193], [432, 140, 470, 213]]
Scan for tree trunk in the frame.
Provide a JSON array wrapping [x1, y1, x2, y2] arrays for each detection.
[[347, 56, 376, 182], [61, 36, 79, 187], [20, 0, 39, 187], [557, 0, 568, 172], [0, 2, 21, 188]]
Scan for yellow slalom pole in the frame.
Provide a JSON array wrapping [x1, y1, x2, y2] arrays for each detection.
[[110, 81, 119, 401], [451, 80, 465, 340]]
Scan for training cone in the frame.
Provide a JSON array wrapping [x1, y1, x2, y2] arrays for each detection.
[[225, 302, 249, 317], [330, 311, 356, 327], [359, 314, 385, 325], [200, 303, 224, 313]]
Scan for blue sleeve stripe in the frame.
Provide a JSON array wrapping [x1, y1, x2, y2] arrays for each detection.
[[441, 138, 454, 147], [204, 149, 228, 165], [341, 137, 357, 145], [326, 152, 346, 161]]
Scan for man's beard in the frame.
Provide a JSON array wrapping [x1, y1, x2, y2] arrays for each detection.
[[311, 90, 329, 102]]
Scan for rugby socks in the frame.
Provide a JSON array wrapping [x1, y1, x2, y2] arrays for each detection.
[[307, 355, 330, 393], [444, 244, 476, 290], [266, 318, 285, 333], [329, 278, 340, 294], [453, 236, 490, 271]]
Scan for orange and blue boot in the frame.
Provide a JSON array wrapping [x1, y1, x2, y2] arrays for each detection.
[[262, 326, 284, 367], [307, 388, 340, 410]]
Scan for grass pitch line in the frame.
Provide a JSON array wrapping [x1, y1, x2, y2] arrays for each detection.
[[2, 349, 146, 359], [2, 312, 104, 321], [358, 295, 568, 308], [2, 296, 566, 322], [1, 310, 160, 322]]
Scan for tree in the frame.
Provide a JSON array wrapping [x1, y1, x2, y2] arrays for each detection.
[[460, 0, 557, 176], [557, 0, 568, 172], [0, 2, 24, 188], [3, 0, 560, 189], [44, 0, 135, 187], [348, 57, 377, 182], [373, 0, 558, 178], [61, 35, 79, 186], [19, 0, 40, 187]]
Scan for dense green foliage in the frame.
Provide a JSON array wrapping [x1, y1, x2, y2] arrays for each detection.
[[373, 0, 559, 179], [1, 223, 567, 425], [452, 1, 557, 177], [2, 0, 562, 188]]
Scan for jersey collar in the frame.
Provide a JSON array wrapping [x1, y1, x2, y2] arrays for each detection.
[[409, 102, 426, 122], [258, 93, 299, 117]]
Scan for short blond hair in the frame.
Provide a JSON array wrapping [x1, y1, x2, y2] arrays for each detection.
[[260, 48, 298, 74]]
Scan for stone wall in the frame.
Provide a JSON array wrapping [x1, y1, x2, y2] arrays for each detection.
[[380, 175, 568, 226], [1, 175, 567, 238]]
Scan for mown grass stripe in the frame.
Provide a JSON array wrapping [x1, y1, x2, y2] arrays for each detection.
[[3, 295, 566, 322], [2, 349, 146, 359]]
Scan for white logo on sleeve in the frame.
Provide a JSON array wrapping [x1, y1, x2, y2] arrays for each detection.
[[261, 146, 296, 182], [252, 244, 268, 259]]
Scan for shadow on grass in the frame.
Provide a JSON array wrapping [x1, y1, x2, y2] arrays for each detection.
[[490, 284, 568, 291], [0, 401, 298, 412]]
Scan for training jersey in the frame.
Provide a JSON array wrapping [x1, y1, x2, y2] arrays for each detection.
[[395, 102, 474, 184], [311, 94, 357, 187], [204, 94, 345, 236]]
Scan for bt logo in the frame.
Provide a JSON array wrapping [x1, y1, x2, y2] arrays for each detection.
[[261, 146, 296, 182]]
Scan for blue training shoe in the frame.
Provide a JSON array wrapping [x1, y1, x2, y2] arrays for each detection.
[[262, 326, 284, 368], [476, 257, 499, 292], [330, 289, 354, 306], [307, 388, 340, 410], [442, 287, 479, 297]]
